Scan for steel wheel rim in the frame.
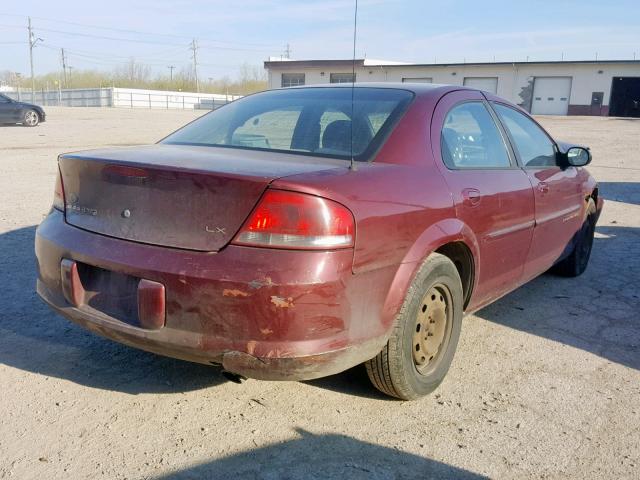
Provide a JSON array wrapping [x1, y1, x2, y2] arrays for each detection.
[[412, 283, 453, 375], [25, 111, 38, 126]]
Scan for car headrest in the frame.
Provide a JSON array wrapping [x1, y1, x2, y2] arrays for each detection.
[[322, 120, 352, 154]]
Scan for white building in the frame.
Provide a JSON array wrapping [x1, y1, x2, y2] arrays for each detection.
[[264, 58, 640, 117]]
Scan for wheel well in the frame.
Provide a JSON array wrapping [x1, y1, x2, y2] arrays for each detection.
[[436, 242, 474, 309]]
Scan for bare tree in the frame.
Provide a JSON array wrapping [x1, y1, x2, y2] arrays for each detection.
[[114, 58, 151, 86]]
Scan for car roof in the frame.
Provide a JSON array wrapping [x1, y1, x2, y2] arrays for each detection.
[[284, 82, 474, 99]]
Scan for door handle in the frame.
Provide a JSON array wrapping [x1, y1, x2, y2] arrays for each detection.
[[462, 188, 481, 207], [537, 182, 549, 194]]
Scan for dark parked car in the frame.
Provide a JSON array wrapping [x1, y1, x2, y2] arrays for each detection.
[[0, 92, 46, 126], [35, 84, 602, 400]]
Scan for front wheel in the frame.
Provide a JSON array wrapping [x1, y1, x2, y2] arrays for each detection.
[[365, 253, 464, 400], [22, 109, 39, 127], [553, 198, 597, 277]]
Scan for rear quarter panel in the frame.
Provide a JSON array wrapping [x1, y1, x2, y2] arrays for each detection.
[[273, 89, 481, 329]]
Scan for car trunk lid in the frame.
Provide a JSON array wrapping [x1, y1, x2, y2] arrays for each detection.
[[59, 144, 344, 251]]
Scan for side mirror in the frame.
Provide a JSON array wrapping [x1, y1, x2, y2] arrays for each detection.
[[566, 147, 591, 167]]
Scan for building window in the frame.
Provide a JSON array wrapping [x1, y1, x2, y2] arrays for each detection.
[[402, 77, 432, 83], [281, 73, 305, 88], [330, 73, 356, 84]]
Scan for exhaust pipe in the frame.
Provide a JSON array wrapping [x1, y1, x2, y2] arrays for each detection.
[[221, 370, 247, 384]]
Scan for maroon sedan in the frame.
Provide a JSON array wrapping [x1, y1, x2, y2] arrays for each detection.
[[35, 84, 602, 399]]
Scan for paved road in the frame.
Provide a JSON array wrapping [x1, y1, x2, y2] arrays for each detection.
[[0, 108, 638, 479]]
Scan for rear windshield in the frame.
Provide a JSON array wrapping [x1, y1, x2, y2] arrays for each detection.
[[162, 87, 414, 161]]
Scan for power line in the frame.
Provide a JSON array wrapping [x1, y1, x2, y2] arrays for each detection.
[[33, 26, 276, 52], [39, 43, 186, 66], [0, 13, 281, 48], [35, 27, 187, 47], [39, 42, 187, 63]]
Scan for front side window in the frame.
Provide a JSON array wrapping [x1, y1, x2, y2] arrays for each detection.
[[330, 73, 356, 84], [0, 94, 10, 103], [162, 87, 414, 161], [441, 102, 512, 169], [281, 73, 305, 88], [493, 104, 557, 168]]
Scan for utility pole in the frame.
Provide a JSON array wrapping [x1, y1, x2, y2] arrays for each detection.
[[284, 43, 291, 59], [168, 65, 175, 82], [27, 17, 43, 103], [190, 39, 199, 93], [61, 48, 68, 88]]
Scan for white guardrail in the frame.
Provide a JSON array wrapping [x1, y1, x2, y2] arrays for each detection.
[[5, 87, 242, 110]]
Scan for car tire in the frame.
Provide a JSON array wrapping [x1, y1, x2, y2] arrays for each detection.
[[22, 109, 40, 127], [365, 252, 464, 400], [553, 198, 597, 277]]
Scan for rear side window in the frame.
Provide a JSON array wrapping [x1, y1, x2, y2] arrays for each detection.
[[441, 102, 511, 169], [163, 87, 414, 162], [493, 104, 557, 168]]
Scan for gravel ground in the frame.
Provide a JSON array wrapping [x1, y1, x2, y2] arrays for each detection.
[[0, 107, 638, 479]]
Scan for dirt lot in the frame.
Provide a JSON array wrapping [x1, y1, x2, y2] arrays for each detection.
[[0, 107, 638, 479]]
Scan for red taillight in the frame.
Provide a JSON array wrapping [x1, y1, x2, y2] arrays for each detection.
[[233, 190, 355, 249], [53, 166, 65, 212]]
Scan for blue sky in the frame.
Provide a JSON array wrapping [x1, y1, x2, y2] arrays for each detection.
[[1, 0, 639, 80]]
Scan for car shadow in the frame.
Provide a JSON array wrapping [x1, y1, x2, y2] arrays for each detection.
[[1, 219, 637, 398], [0, 225, 227, 394], [304, 363, 391, 400], [474, 223, 640, 371], [597, 182, 640, 206], [153, 428, 487, 479]]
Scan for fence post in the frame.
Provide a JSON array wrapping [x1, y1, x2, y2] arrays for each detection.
[[149, 93, 152, 109], [182, 96, 185, 109], [166, 95, 169, 109], [130, 92, 133, 108]]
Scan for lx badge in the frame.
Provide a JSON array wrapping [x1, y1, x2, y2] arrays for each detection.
[[206, 226, 227, 234]]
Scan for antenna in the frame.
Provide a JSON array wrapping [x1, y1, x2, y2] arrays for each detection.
[[349, 0, 359, 171]]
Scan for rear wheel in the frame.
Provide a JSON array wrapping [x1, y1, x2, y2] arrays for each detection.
[[365, 253, 463, 400], [553, 198, 597, 277], [22, 109, 39, 127]]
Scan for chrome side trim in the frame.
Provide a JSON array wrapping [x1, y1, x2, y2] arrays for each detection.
[[536, 204, 582, 226], [485, 219, 535, 240]]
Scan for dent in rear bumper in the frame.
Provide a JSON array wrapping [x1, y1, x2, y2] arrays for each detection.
[[37, 279, 385, 381], [35, 211, 392, 380]]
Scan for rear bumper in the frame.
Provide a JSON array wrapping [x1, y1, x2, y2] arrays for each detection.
[[35, 210, 391, 380]]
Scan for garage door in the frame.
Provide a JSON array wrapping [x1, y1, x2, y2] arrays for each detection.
[[463, 77, 498, 94], [531, 77, 572, 115]]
